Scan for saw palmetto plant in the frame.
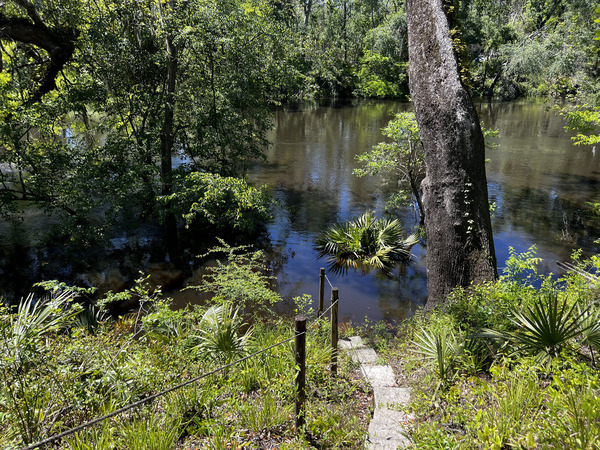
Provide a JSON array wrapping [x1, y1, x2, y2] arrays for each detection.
[[315, 211, 418, 275], [481, 294, 594, 363]]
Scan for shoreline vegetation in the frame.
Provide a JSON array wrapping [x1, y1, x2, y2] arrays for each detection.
[[1, 247, 373, 449], [365, 247, 600, 449], [3, 246, 600, 448]]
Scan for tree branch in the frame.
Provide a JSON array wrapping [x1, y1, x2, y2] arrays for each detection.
[[0, 11, 79, 104]]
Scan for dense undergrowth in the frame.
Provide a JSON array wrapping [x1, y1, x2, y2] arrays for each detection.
[[4, 244, 600, 448], [0, 245, 370, 449], [359, 246, 600, 449]]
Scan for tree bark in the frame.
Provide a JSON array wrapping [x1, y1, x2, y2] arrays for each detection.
[[159, 4, 180, 265], [408, 168, 425, 227], [406, 0, 497, 307]]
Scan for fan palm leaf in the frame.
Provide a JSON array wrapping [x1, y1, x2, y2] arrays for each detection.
[[578, 304, 600, 364], [2, 291, 78, 371], [315, 211, 417, 275], [193, 303, 253, 364], [481, 294, 594, 363], [413, 327, 459, 383]]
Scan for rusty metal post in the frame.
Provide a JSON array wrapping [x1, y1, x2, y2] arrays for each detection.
[[330, 287, 338, 376], [295, 314, 306, 431]]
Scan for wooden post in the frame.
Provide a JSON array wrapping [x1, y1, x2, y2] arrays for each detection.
[[318, 268, 325, 316], [330, 287, 338, 376], [295, 315, 306, 431]]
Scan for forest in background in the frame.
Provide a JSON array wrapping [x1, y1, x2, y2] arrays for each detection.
[[0, 0, 598, 260]]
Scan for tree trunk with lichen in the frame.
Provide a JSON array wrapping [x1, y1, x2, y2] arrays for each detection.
[[406, 0, 497, 308]]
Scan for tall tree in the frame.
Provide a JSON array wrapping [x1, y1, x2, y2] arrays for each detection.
[[406, 0, 497, 307], [0, 0, 287, 258], [157, 0, 180, 263]]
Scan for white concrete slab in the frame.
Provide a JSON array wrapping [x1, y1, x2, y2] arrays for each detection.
[[361, 365, 397, 387], [373, 386, 411, 409], [367, 436, 411, 449], [367, 408, 411, 448], [352, 347, 379, 364], [339, 337, 411, 448], [338, 336, 364, 350]]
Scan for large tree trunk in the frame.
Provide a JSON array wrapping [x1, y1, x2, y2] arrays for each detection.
[[406, 0, 497, 307], [160, 26, 180, 265]]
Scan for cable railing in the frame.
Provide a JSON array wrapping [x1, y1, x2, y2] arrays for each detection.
[[22, 268, 341, 450]]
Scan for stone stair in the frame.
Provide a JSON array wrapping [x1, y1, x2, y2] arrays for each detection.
[[339, 336, 412, 449]]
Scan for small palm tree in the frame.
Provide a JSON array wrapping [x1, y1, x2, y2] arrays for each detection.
[[2, 291, 79, 371], [192, 302, 253, 364], [413, 327, 460, 386], [481, 294, 594, 364], [315, 211, 418, 275]]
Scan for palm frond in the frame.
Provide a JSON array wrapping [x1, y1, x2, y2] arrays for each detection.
[[315, 211, 417, 275], [3, 291, 78, 371], [193, 303, 253, 364], [578, 304, 600, 353], [413, 327, 458, 383], [481, 294, 592, 363]]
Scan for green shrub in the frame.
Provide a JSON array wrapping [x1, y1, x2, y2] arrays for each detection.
[[354, 51, 407, 98], [413, 326, 460, 387], [481, 293, 592, 364], [545, 364, 600, 448], [472, 364, 544, 448], [188, 242, 281, 320], [164, 172, 272, 235], [0, 248, 369, 449], [401, 249, 600, 449]]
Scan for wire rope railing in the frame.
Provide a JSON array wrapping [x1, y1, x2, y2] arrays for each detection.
[[22, 334, 298, 450], [21, 268, 342, 450], [325, 274, 334, 289]]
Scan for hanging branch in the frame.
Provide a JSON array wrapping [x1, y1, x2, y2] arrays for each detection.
[[0, 3, 79, 104]]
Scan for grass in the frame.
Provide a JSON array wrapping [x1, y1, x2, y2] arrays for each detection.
[[8, 246, 600, 448], [354, 248, 600, 449], [0, 260, 371, 449]]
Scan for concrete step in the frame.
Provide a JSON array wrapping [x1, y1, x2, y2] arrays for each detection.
[[339, 336, 365, 350], [361, 365, 397, 388], [367, 408, 411, 449], [351, 347, 379, 364], [373, 387, 411, 409], [340, 338, 411, 448]]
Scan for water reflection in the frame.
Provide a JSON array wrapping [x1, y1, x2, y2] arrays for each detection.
[[2, 100, 599, 322], [480, 101, 600, 269], [245, 99, 600, 322], [247, 100, 427, 323]]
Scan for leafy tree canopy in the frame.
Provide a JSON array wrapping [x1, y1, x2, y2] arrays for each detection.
[[0, 0, 288, 250]]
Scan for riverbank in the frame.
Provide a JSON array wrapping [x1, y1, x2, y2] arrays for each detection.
[[5, 101, 598, 323], [4, 255, 600, 448], [1, 296, 374, 449], [355, 248, 600, 448]]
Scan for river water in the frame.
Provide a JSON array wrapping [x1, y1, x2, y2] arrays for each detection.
[[242, 99, 600, 322], [2, 100, 599, 323]]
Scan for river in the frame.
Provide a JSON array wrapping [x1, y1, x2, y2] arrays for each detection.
[[1, 100, 599, 323], [241, 99, 600, 322]]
